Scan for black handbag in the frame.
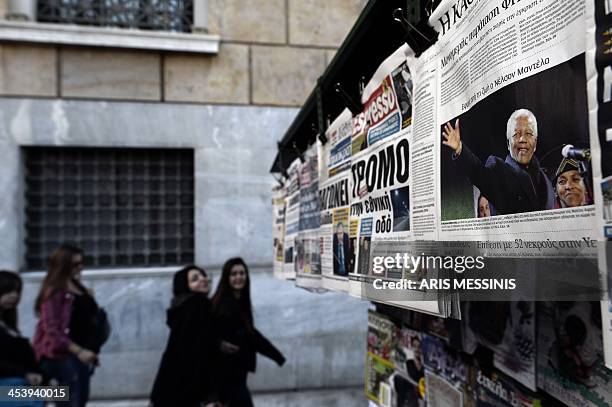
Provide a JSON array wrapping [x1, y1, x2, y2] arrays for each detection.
[[93, 307, 111, 352]]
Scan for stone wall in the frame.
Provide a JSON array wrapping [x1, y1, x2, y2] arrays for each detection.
[[0, 0, 367, 107], [18, 268, 369, 399]]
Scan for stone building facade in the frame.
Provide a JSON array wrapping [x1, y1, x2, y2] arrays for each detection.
[[0, 0, 370, 400]]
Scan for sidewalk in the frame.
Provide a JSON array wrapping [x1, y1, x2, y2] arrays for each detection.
[[88, 386, 365, 407]]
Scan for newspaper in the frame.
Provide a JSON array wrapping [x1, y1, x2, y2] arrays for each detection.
[[366, 309, 428, 407], [473, 367, 540, 406], [365, 310, 396, 405], [295, 144, 323, 290], [320, 109, 353, 293], [425, 371, 463, 407], [584, 0, 612, 369], [272, 185, 286, 280], [537, 301, 612, 407], [347, 44, 443, 316], [282, 159, 301, 280], [462, 301, 536, 390], [397, 0, 606, 309], [422, 0, 597, 242]]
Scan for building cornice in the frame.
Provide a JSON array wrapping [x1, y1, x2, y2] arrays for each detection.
[[0, 21, 220, 53]]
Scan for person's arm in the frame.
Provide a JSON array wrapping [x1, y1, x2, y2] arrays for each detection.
[[443, 120, 501, 204], [40, 291, 97, 365], [252, 329, 285, 366], [39, 291, 73, 355]]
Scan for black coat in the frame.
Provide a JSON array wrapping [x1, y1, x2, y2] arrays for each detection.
[[454, 144, 555, 215], [150, 294, 216, 407], [0, 323, 38, 379], [332, 232, 350, 276], [212, 296, 284, 379]]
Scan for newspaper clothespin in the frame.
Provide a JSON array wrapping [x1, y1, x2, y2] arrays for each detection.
[[315, 122, 328, 145], [334, 82, 361, 115], [393, 8, 437, 57], [358, 76, 366, 98]]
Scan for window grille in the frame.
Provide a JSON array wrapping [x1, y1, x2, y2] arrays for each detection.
[[37, 0, 194, 33], [24, 147, 195, 270]]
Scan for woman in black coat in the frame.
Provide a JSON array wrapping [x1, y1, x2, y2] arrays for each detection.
[[212, 257, 286, 407], [150, 265, 217, 407], [0, 271, 43, 395]]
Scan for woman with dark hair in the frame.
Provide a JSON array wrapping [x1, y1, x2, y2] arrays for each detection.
[[212, 257, 286, 407], [150, 265, 218, 407], [32, 244, 100, 407], [0, 271, 43, 406]]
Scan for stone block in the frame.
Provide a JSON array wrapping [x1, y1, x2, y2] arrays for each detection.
[[0, 44, 56, 96], [0, 0, 8, 19], [251, 46, 326, 106], [61, 48, 160, 100], [208, 0, 286, 44], [289, 0, 367, 47], [165, 43, 249, 104]]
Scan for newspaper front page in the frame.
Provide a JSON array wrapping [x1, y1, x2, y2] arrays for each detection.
[[424, 0, 596, 244], [348, 44, 442, 316], [320, 109, 353, 293], [585, 0, 612, 369], [295, 144, 323, 289]]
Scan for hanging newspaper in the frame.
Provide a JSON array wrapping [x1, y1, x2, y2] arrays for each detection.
[[272, 185, 287, 280], [348, 44, 443, 316], [320, 109, 353, 293], [585, 0, 612, 369], [537, 301, 612, 407], [282, 159, 301, 280], [295, 144, 323, 289], [384, 0, 605, 310]]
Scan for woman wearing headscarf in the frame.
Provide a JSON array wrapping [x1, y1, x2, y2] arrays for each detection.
[[150, 265, 219, 407], [553, 158, 593, 208], [0, 271, 43, 407]]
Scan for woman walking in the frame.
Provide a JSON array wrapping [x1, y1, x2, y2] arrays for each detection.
[[212, 257, 286, 407], [150, 265, 218, 407], [33, 244, 100, 407]]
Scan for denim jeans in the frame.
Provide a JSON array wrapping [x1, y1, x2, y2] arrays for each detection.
[[0, 377, 44, 407], [39, 355, 90, 407]]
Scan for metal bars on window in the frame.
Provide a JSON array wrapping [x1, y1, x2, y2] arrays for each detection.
[[37, 0, 194, 33], [24, 147, 195, 270]]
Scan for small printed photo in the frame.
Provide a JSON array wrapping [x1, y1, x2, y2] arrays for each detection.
[[358, 236, 372, 275], [332, 220, 351, 276], [602, 178, 612, 222], [390, 186, 410, 231], [391, 62, 413, 128]]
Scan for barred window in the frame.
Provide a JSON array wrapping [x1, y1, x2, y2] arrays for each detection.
[[37, 0, 194, 33], [24, 147, 195, 270]]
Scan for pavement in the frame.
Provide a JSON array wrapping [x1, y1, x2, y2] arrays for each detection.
[[87, 386, 366, 406]]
